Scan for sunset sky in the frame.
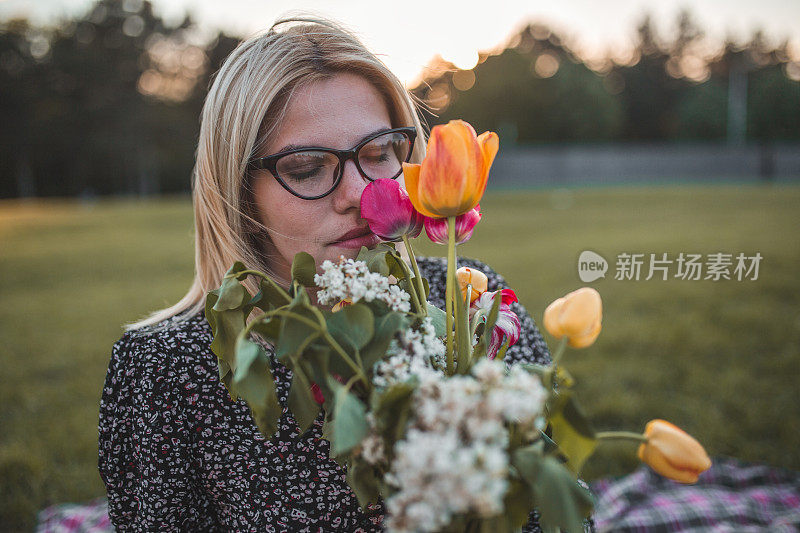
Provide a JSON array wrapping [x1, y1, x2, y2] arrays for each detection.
[[2, 0, 799, 85]]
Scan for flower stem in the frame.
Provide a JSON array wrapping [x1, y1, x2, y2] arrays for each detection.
[[445, 216, 457, 374], [551, 336, 568, 367], [230, 269, 292, 304], [251, 308, 368, 386], [400, 259, 423, 316], [548, 336, 569, 390], [596, 431, 648, 444], [402, 234, 427, 317]]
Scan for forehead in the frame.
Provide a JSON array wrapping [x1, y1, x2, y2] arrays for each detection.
[[268, 72, 393, 153]]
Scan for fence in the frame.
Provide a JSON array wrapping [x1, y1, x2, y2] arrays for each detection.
[[488, 143, 800, 188]]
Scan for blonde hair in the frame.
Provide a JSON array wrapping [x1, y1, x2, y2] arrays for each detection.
[[124, 14, 428, 332]]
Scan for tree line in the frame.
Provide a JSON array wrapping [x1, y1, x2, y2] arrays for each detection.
[[412, 12, 800, 145], [1, 1, 798, 198]]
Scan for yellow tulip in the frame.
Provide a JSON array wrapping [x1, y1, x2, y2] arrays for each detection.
[[543, 287, 602, 348], [456, 267, 488, 304], [637, 419, 712, 484], [403, 119, 499, 218]]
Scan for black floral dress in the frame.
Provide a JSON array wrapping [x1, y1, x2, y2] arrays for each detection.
[[98, 256, 595, 532]]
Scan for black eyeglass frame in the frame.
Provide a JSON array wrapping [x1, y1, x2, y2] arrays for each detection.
[[247, 126, 418, 200]]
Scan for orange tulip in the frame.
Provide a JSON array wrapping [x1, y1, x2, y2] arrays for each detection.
[[543, 287, 602, 348], [456, 267, 488, 304], [637, 419, 712, 483], [403, 120, 499, 218]]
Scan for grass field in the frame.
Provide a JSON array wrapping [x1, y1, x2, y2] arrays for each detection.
[[1, 184, 799, 531]]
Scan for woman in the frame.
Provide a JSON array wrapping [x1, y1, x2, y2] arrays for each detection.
[[98, 15, 594, 532]]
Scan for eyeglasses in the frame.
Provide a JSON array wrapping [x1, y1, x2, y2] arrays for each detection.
[[247, 127, 417, 200]]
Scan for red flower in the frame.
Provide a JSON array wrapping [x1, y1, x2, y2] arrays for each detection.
[[472, 289, 520, 359]]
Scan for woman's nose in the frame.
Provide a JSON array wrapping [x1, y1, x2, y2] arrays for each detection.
[[333, 159, 369, 210]]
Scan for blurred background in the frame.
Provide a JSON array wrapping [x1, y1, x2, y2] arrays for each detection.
[[1, 0, 799, 530]]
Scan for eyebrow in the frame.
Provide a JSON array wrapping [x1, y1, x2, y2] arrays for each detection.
[[276, 127, 391, 153]]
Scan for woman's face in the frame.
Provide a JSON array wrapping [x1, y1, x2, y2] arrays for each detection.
[[250, 72, 392, 284]]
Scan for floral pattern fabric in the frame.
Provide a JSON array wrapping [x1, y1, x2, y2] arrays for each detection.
[[98, 256, 595, 532]]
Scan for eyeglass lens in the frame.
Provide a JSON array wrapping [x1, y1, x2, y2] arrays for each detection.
[[274, 130, 411, 198]]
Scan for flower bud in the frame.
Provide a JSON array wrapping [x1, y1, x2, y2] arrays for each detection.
[[543, 287, 602, 348], [456, 266, 488, 304], [424, 206, 482, 245], [637, 419, 712, 483]]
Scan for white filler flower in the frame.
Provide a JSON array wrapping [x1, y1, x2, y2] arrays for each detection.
[[384, 359, 547, 532], [314, 257, 411, 313]]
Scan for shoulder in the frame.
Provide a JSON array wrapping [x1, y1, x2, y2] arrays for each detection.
[[102, 310, 216, 414], [111, 309, 213, 368]]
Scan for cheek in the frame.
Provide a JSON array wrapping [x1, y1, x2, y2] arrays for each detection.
[[252, 176, 332, 258]]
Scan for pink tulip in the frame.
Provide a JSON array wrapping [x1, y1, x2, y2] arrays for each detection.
[[472, 289, 521, 359], [360, 178, 424, 241], [424, 205, 482, 244]]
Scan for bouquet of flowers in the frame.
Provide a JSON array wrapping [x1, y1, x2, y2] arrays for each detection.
[[205, 120, 711, 532]]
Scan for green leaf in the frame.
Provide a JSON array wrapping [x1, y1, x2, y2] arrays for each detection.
[[301, 345, 331, 399], [205, 290, 247, 364], [426, 303, 447, 337], [291, 251, 318, 287], [422, 276, 430, 299], [383, 249, 408, 279], [321, 410, 335, 442], [503, 478, 536, 530], [496, 336, 512, 361], [249, 315, 282, 345], [361, 312, 409, 371], [327, 304, 374, 352], [226, 260, 250, 280], [346, 460, 381, 508], [357, 243, 393, 277], [549, 395, 598, 475], [217, 358, 235, 400], [288, 367, 321, 433], [372, 382, 415, 449], [455, 282, 472, 374], [328, 378, 369, 457], [212, 275, 249, 311], [251, 277, 292, 311], [275, 292, 322, 362], [561, 394, 595, 437], [233, 336, 263, 382], [512, 449, 594, 533], [484, 290, 503, 339], [518, 363, 552, 379], [232, 346, 282, 439], [472, 291, 504, 365], [539, 429, 560, 455]]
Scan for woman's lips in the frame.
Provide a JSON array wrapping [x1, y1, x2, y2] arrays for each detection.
[[329, 228, 380, 249]]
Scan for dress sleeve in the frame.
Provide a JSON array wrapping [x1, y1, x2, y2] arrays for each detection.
[[98, 331, 222, 532]]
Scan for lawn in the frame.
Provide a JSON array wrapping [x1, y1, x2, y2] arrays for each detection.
[[1, 184, 798, 531]]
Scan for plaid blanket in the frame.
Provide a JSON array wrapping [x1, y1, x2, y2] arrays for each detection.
[[36, 456, 800, 532], [589, 455, 800, 532], [36, 497, 111, 533]]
